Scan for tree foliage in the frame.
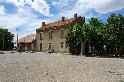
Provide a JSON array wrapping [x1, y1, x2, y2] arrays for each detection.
[[0, 28, 14, 50], [66, 13, 124, 57], [107, 14, 124, 56]]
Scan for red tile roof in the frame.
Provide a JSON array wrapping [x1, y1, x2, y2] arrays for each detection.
[[18, 34, 36, 43], [36, 16, 85, 32]]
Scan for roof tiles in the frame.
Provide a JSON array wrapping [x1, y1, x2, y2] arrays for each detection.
[[18, 34, 36, 43], [37, 18, 76, 32]]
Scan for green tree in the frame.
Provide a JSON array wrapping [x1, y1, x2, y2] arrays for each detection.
[[107, 14, 124, 56], [66, 23, 93, 55], [89, 17, 105, 55], [66, 24, 80, 54], [66, 18, 105, 56], [66, 14, 124, 57], [0, 28, 14, 50]]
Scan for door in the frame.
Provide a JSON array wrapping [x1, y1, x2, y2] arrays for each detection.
[[40, 43, 42, 51]]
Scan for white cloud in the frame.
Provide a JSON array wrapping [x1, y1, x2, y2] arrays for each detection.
[[76, 0, 124, 14], [0, 6, 53, 42], [0, 0, 55, 42], [51, 0, 124, 18], [31, 0, 53, 16], [1, 0, 124, 42], [5, 0, 53, 16], [51, 0, 74, 10], [0, 5, 6, 15]]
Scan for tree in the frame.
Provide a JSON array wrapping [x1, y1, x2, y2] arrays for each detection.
[[66, 14, 124, 57], [0, 28, 14, 50], [107, 14, 124, 56], [66, 25, 81, 55], [88, 17, 105, 55], [66, 23, 93, 55], [66, 18, 105, 56]]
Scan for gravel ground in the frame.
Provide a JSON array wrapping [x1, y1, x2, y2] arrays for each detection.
[[0, 51, 124, 82]]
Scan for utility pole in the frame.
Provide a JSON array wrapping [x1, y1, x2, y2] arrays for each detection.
[[16, 29, 18, 51]]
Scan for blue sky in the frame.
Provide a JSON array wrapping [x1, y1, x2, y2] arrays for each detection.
[[0, 0, 124, 42]]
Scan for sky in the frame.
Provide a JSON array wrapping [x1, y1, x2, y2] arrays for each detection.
[[0, 0, 124, 42]]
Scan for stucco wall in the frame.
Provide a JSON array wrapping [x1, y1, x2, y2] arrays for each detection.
[[36, 27, 69, 52]]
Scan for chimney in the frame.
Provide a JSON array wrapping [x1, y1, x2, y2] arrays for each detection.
[[42, 22, 45, 27], [74, 13, 77, 18], [82, 16, 85, 20], [61, 16, 65, 22]]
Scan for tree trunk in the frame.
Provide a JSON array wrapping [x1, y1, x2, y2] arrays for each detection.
[[80, 39, 84, 55], [116, 45, 124, 57], [80, 37, 89, 56]]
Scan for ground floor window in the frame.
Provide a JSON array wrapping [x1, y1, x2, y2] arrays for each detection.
[[60, 42, 64, 48], [48, 43, 52, 49]]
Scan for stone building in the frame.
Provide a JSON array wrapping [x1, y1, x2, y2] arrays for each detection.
[[18, 34, 36, 52], [36, 13, 85, 52]]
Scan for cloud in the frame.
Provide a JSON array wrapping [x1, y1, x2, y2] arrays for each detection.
[[92, 0, 124, 13], [5, 0, 53, 16], [76, 0, 124, 14], [31, 0, 53, 16], [0, 5, 6, 15], [51, 0, 124, 18], [1, 0, 124, 42], [0, 0, 55, 42], [0, 5, 53, 42], [51, 0, 74, 10]]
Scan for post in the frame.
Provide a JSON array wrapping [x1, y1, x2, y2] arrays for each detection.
[[16, 29, 18, 51]]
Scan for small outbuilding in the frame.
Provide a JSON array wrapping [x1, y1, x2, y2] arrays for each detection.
[[17, 34, 36, 52]]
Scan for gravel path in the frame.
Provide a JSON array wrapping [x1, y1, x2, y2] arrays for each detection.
[[0, 51, 124, 82]]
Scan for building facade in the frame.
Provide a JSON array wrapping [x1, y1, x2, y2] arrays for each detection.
[[36, 13, 85, 52], [18, 34, 36, 52]]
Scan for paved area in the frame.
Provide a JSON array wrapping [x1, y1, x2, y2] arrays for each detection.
[[0, 51, 124, 82]]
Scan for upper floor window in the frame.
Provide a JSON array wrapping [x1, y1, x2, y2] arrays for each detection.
[[40, 32, 43, 40], [49, 30, 52, 39], [60, 28, 64, 38]]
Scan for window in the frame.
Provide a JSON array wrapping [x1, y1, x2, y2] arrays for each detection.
[[60, 42, 64, 48], [48, 43, 52, 49], [49, 30, 52, 39], [60, 29, 64, 38], [40, 32, 43, 40]]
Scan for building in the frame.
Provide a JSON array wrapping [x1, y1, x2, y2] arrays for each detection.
[[18, 34, 36, 52], [36, 13, 85, 52]]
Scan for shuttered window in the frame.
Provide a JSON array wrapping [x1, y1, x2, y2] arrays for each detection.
[[49, 30, 52, 39], [61, 29, 64, 38], [40, 32, 43, 40]]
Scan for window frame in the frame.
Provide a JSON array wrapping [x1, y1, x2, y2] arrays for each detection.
[[40, 32, 43, 40], [49, 30, 52, 39], [60, 28, 64, 38], [48, 43, 52, 49], [60, 42, 64, 49]]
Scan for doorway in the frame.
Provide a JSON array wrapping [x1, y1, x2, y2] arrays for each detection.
[[40, 43, 42, 51]]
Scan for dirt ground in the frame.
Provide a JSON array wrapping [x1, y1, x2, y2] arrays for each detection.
[[0, 51, 124, 82]]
